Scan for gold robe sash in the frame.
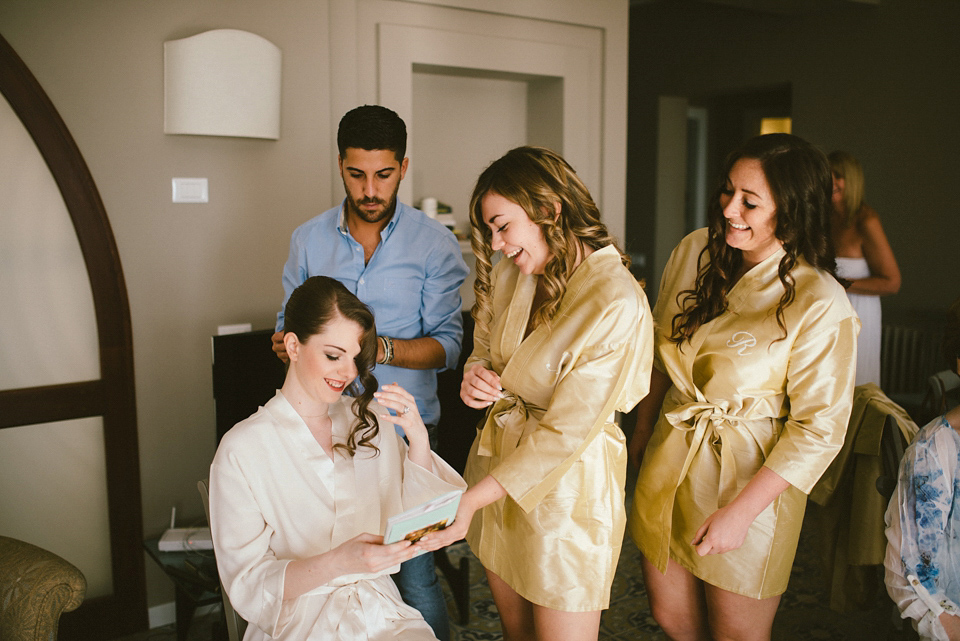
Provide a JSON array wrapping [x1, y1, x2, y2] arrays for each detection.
[[665, 399, 748, 509], [476, 392, 544, 460]]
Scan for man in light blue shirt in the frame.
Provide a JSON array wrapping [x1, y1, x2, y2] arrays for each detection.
[[271, 104, 468, 640]]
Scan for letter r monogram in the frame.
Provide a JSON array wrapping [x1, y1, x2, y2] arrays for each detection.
[[727, 331, 757, 356]]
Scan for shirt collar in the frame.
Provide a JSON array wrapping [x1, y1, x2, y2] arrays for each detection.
[[336, 200, 349, 236], [335, 199, 406, 240]]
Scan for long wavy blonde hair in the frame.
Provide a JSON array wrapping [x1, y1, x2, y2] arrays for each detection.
[[468, 146, 627, 339]]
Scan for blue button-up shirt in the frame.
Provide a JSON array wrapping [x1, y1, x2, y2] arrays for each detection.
[[277, 200, 469, 425]]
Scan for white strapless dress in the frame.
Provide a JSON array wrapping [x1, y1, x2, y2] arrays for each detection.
[[836, 257, 881, 386]]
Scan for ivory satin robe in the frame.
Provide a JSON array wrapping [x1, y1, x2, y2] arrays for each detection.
[[629, 229, 859, 598], [210, 392, 466, 641], [463, 245, 654, 611]]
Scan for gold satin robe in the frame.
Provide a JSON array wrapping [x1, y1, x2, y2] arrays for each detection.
[[463, 245, 654, 611], [629, 229, 859, 599]]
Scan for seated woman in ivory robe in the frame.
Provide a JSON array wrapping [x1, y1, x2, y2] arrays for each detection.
[[210, 276, 466, 641]]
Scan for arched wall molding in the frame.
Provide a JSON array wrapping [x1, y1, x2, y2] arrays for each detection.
[[0, 31, 147, 638]]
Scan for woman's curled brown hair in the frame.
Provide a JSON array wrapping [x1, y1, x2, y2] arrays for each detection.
[[283, 275, 380, 456], [671, 133, 838, 345]]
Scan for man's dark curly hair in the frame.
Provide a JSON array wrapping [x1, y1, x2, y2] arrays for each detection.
[[337, 104, 406, 162]]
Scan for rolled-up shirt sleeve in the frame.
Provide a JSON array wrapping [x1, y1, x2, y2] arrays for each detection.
[[419, 235, 468, 371], [276, 226, 309, 332]]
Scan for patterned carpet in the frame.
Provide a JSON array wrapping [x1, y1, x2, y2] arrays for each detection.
[[442, 518, 906, 641], [434, 464, 917, 641], [122, 500, 917, 641]]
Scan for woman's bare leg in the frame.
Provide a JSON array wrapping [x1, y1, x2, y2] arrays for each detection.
[[532, 605, 602, 641], [485, 568, 535, 641], [704, 583, 781, 641], [640, 554, 710, 641], [485, 568, 603, 641]]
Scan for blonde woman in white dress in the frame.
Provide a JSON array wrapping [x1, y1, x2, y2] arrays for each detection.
[[829, 150, 901, 386]]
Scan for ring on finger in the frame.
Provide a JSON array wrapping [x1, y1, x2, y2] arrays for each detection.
[[401, 405, 410, 415]]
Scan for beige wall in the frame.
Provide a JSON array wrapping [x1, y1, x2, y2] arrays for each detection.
[[627, 0, 960, 316], [0, 0, 335, 608], [0, 0, 629, 613], [0, 91, 112, 596]]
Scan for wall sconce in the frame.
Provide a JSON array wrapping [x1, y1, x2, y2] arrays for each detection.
[[164, 29, 281, 140]]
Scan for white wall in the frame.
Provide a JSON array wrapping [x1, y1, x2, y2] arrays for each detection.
[[411, 71, 528, 230], [331, 0, 629, 241]]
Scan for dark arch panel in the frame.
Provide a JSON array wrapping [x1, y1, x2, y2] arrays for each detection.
[[0, 31, 147, 639]]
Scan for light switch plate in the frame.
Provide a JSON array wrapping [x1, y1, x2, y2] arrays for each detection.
[[172, 177, 208, 203]]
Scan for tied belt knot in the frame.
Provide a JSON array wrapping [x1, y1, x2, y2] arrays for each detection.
[[477, 391, 543, 459], [665, 400, 745, 507], [313, 575, 418, 636]]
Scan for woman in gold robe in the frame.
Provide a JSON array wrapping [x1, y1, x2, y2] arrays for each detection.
[[628, 134, 860, 641], [429, 146, 654, 640]]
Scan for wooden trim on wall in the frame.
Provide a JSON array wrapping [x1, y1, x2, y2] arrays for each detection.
[[0, 31, 147, 639], [0, 381, 104, 429]]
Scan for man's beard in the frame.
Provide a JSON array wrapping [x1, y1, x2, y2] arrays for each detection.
[[346, 190, 399, 224]]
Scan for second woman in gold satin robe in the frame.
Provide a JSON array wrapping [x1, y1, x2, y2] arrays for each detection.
[[428, 146, 653, 640], [628, 134, 859, 641], [630, 228, 859, 594]]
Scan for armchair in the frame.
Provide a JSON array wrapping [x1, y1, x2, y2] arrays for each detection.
[[0, 536, 86, 641]]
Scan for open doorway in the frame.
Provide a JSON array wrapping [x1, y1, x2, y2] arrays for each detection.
[[651, 84, 792, 293], [685, 85, 792, 234], [696, 84, 792, 207]]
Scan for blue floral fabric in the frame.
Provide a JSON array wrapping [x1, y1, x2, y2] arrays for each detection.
[[896, 415, 960, 624]]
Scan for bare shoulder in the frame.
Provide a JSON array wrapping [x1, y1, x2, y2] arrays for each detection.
[[857, 206, 895, 246], [857, 204, 883, 229]]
